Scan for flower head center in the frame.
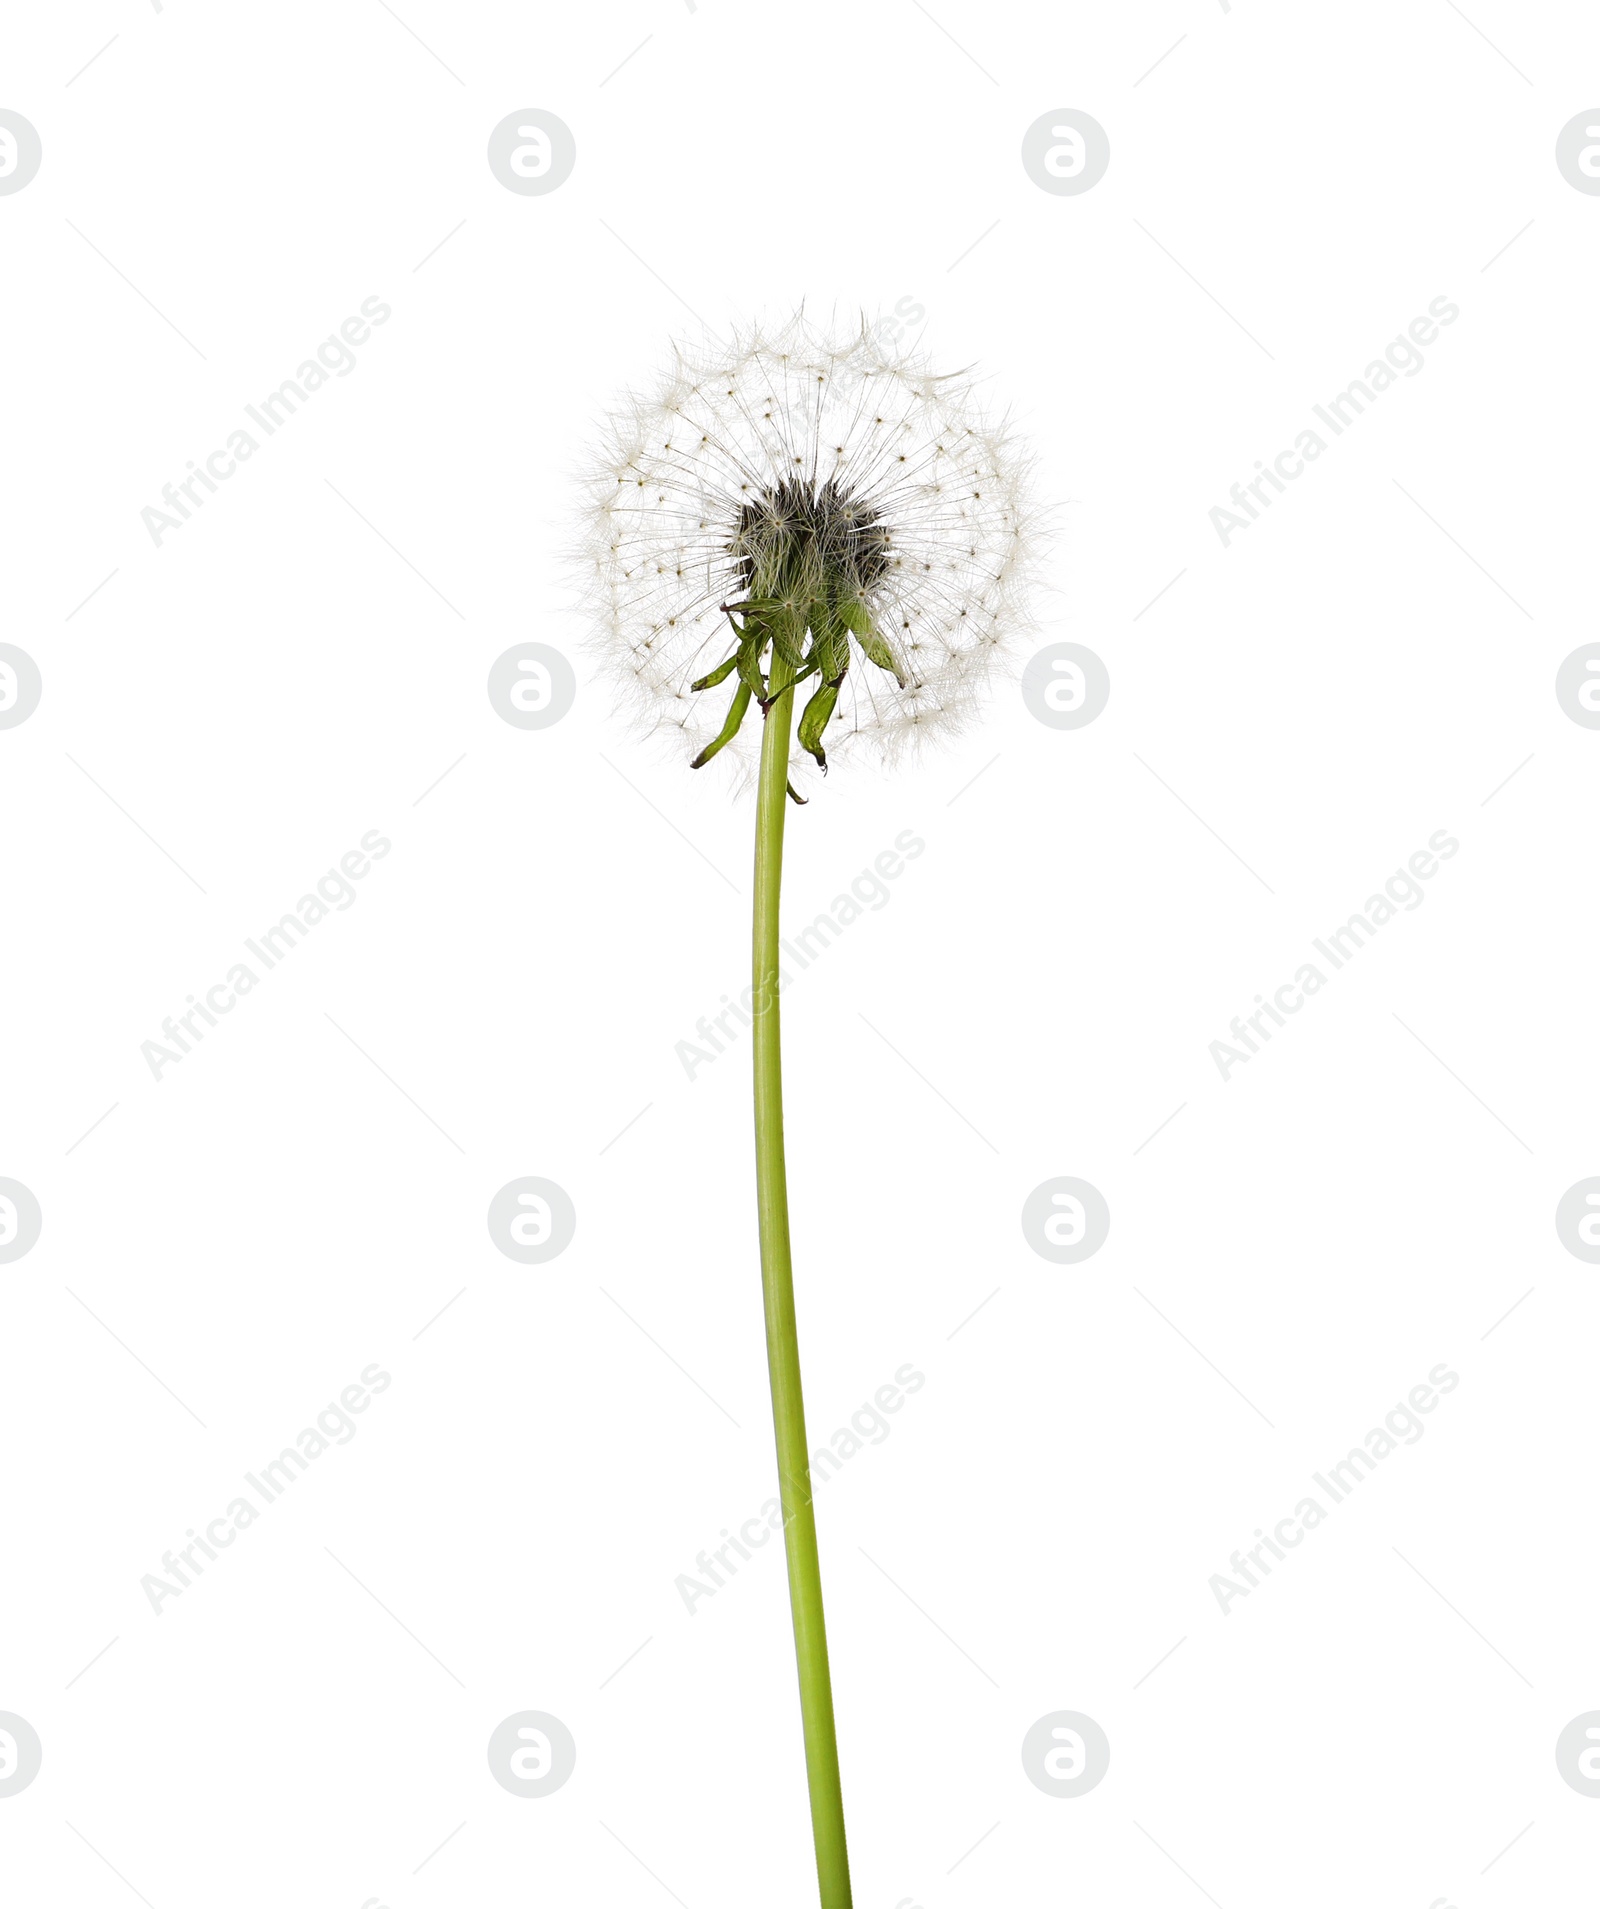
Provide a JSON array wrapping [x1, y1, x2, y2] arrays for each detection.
[[730, 478, 891, 604]]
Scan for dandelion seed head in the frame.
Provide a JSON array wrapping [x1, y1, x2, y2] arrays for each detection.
[[580, 311, 1044, 785]]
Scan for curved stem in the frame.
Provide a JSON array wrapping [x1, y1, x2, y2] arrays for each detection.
[[752, 653, 853, 1908]]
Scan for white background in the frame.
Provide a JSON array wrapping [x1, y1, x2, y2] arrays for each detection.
[[3, 3, 1598, 1905]]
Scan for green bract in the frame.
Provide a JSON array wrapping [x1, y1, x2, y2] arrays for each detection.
[[689, 497, 903, 780]]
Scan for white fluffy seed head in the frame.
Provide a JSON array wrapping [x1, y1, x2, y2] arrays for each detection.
[[580, 311, 1045, 788]]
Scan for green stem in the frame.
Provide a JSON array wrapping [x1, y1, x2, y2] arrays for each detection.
[[752, 652, 853, 1908]]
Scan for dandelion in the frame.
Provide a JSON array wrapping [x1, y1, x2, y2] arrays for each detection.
[[583, 313, 1042, 1908]]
